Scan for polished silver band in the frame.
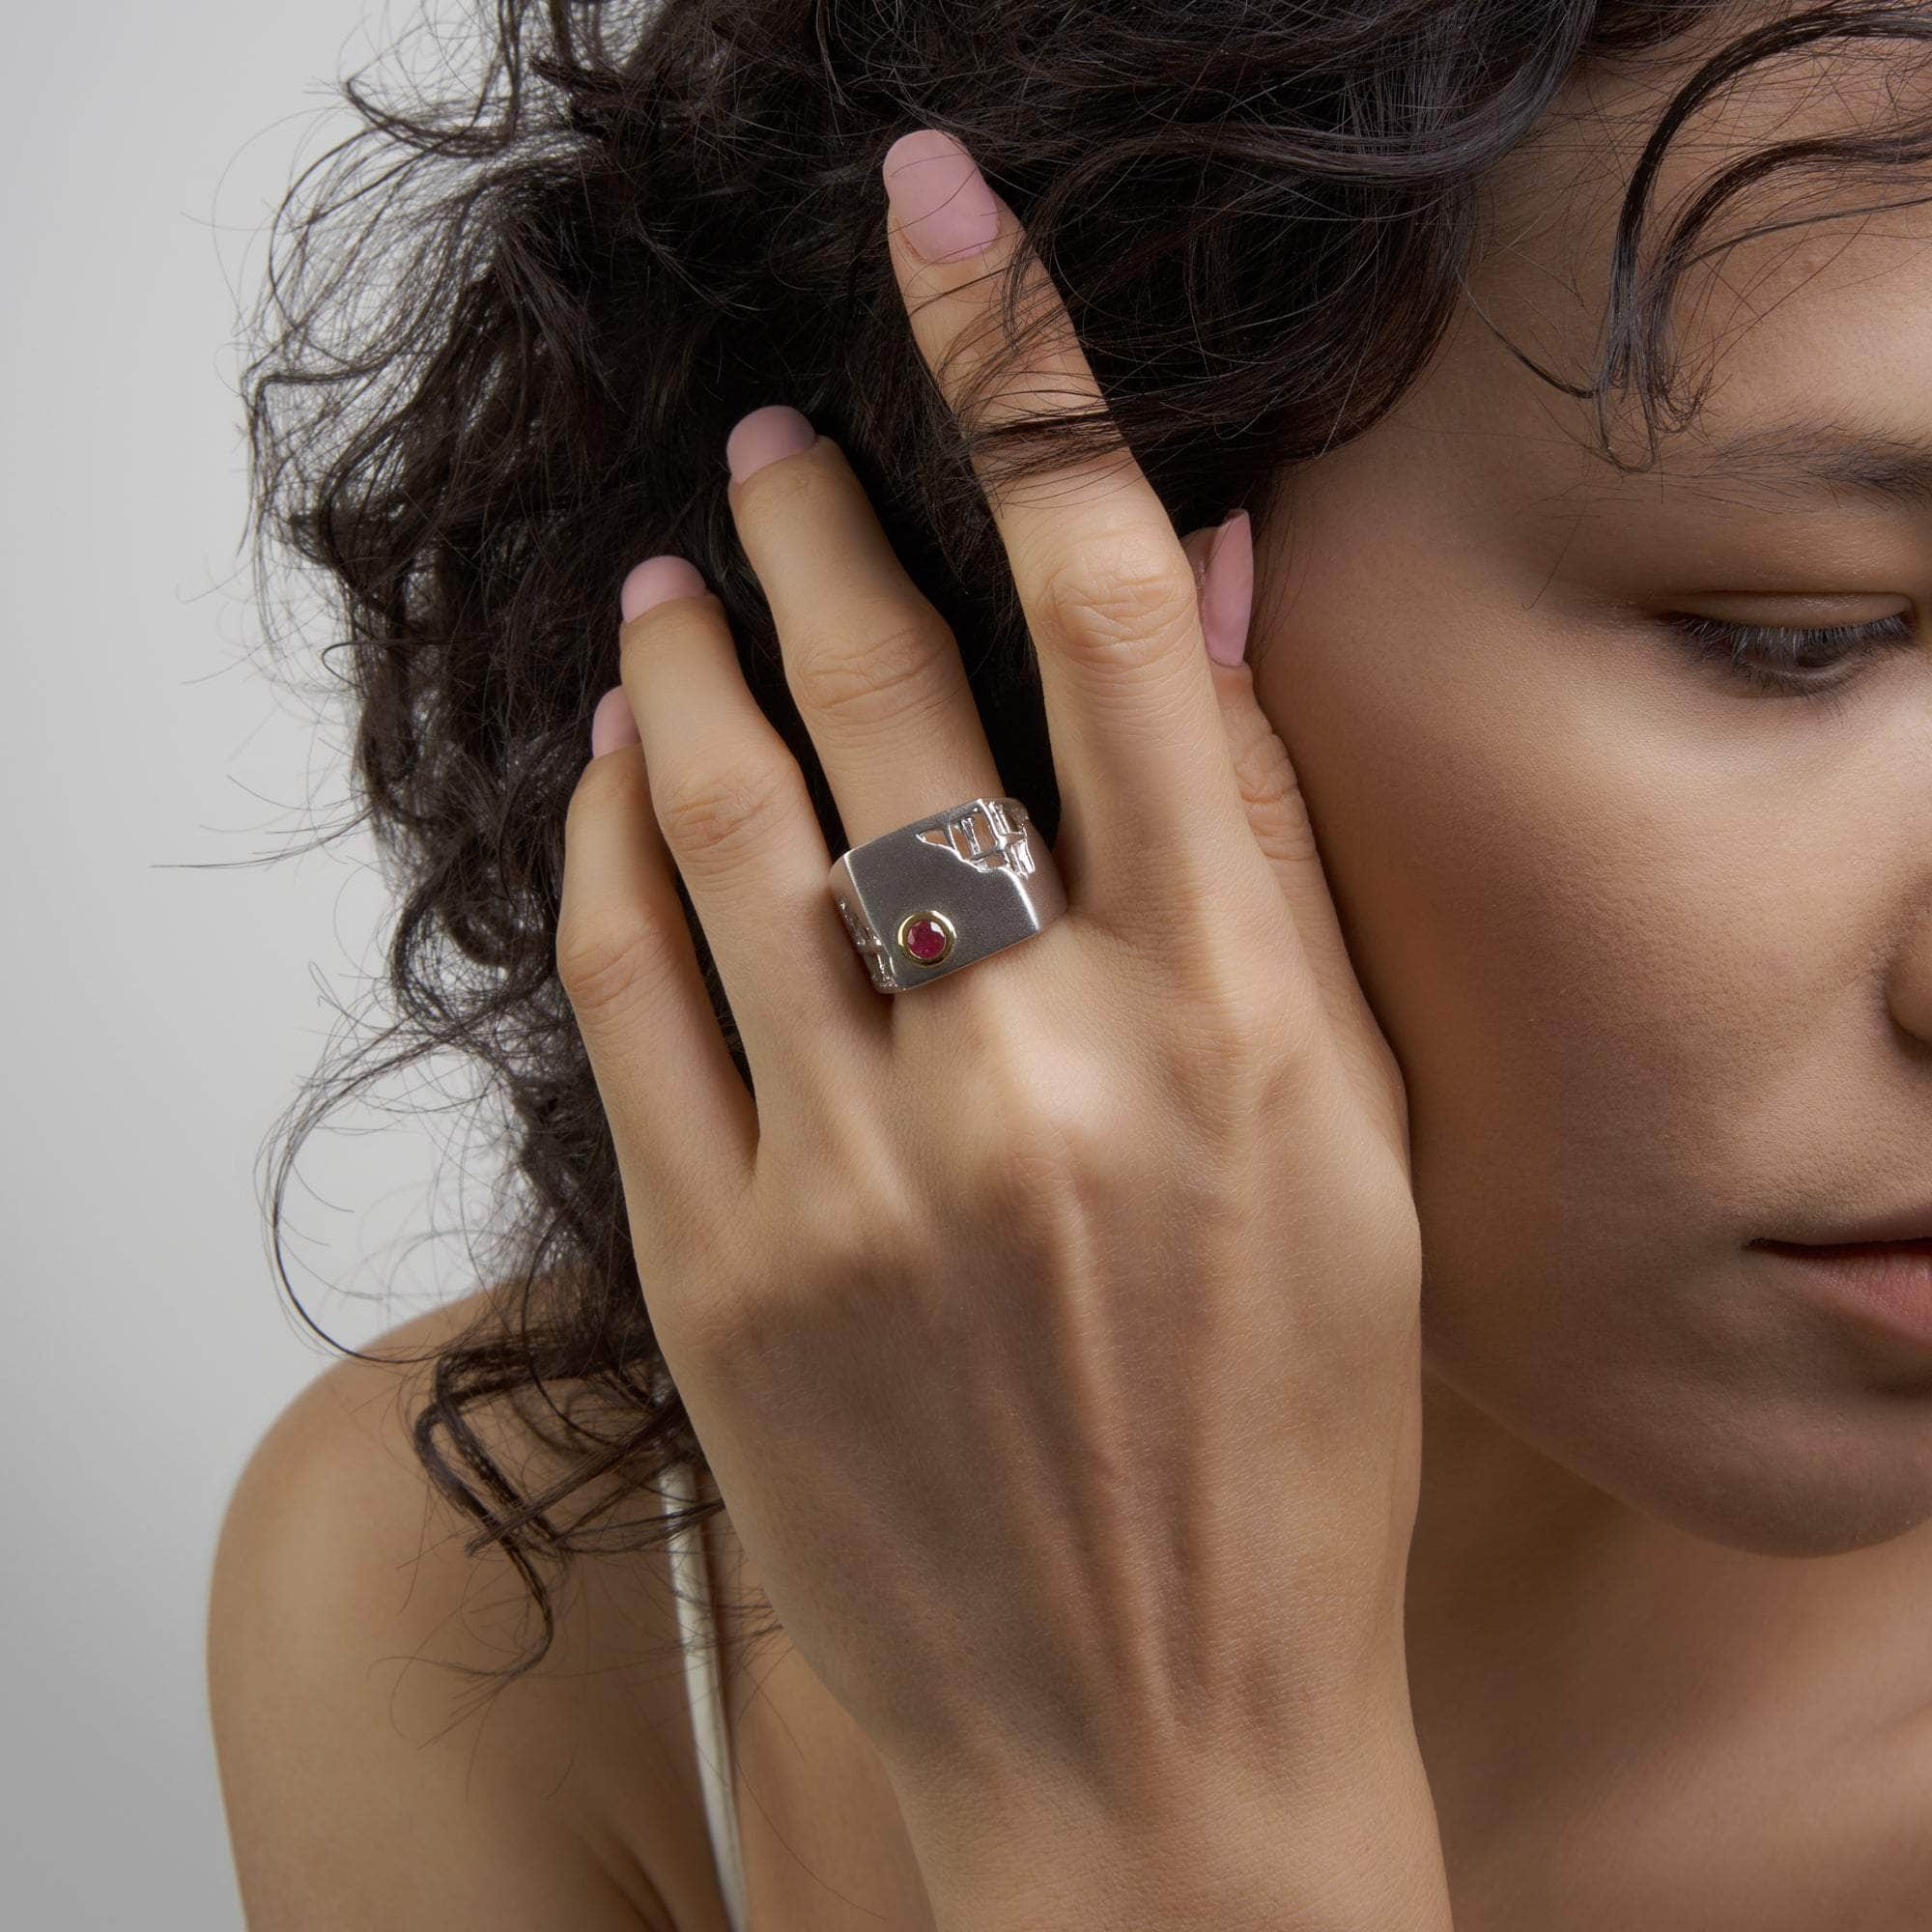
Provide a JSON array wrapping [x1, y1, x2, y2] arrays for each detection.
[[828, 796, 1066, 994]]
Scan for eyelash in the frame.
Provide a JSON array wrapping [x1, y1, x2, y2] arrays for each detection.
[[1663, 611, 1918, 709]]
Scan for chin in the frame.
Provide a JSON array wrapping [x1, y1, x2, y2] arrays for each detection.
[[1434, 1342, 1932, 1560], [1571, 1389, 1932, 1559]]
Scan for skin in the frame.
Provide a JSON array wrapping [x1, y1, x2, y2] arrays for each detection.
[[208, 23, 1932, 1932], [1251, 36, 1932, 1920], [653, 38, 1932, 1928]]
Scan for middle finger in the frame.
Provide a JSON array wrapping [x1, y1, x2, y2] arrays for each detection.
[[880, 129, 1256, 919]]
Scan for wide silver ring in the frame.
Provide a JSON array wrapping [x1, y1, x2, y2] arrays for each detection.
[[828, 796, 1066, 995]]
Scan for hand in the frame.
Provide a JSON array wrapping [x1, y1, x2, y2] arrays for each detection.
[[560, 128, 1442, 1926]]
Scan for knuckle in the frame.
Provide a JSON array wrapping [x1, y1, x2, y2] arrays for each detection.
[[956, 1049, 1109, 1216], [554, 907, 665, 1020], [1147, 930, 1324, 1099], [652, 754, 796, 869], [1168, 993, 1298, 1113], [1037, 540, 1199, 671], [791, 610, 964, 733], [1225, 713, 1321, 870], [1094, 886, 1310, 1074]]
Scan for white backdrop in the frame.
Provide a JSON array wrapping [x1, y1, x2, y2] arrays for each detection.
[[0, 4, 500, 1924]]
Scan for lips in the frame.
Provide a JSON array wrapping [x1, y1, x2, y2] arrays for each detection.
[[1754, 1236, 1932, 1261], [1756, 1236, 1932, 1353]]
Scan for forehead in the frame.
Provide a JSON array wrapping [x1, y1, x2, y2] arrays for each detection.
[[1461, 23, 1932, 474]]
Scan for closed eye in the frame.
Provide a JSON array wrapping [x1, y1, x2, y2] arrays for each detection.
[[1661, 610, 1917, 700]]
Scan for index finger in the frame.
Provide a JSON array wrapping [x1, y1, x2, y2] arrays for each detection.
[[881, 129, 1257, 918]]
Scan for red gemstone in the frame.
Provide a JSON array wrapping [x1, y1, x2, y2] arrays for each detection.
[[903, 917, 949, 962]]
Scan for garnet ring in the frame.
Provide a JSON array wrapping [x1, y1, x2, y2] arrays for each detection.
[[827, 796, 1066, 994]]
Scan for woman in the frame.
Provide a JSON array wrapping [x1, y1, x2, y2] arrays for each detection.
[[209, 1, 1932, 1926]]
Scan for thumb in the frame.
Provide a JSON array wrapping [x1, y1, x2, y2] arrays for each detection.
[[1180, 510, 1318, 883]]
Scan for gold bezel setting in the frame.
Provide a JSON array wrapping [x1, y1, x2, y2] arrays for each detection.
[[896, 909, 956, 966]]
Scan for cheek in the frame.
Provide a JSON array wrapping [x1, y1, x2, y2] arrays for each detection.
[[1256, 608, 1911, 1546], [1256, 592, 1809, 1314]]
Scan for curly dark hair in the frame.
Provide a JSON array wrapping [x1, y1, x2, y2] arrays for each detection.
[[242, 0, 1932, 1692]]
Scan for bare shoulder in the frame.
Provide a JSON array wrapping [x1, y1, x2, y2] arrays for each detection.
[[208, 1285, 733, 1932]]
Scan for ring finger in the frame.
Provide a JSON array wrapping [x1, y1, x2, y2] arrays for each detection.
[[724, 404, 1009, 850]]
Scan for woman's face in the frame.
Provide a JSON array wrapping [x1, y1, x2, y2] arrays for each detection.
[[1250, 43, 1932, 1557]]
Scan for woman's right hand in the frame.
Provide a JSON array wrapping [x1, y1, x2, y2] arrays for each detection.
[[559, 128, 1446, 1931]]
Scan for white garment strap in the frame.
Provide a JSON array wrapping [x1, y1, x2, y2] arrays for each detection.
[[662, 1458, 751, 1932]]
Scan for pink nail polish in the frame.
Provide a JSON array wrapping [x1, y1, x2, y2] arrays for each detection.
[[881, 129, 1001, 265], [725, 405, 818, 484], [589, 684, 640, 757], [1200, 510, 1253, 668], [619, 554, 707, 622]]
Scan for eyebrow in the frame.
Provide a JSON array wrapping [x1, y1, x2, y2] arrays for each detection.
[[1669, 413, 1932, 512]]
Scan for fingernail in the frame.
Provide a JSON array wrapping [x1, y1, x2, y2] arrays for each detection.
[[725, 404, 817, 484], [589, 684, 640, 758], [619, 554, 707, 622], [882, 129, 1000, 265], [1199, 510, 1253, 668]]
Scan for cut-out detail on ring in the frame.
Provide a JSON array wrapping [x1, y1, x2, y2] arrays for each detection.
[[914, 799, 1037, 878], [835, 894, 888, 968]]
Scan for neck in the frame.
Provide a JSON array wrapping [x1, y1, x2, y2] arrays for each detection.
[[1402, 1368, 1930, 1865]]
